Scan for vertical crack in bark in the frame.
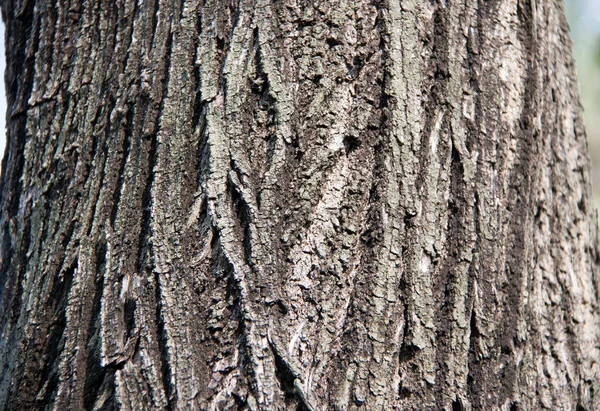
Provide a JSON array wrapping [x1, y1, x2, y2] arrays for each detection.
[[0, 9, 41, 402], [147, 1, 189, 407], [268, 331, 317, 411], [35, 258, 76, 408], [154, 263, 174, 411], [109, 104, 134, 227], [82, 240, 109, 411], [201, 1, 281, 402]]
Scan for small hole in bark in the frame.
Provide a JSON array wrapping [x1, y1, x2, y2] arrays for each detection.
[[398, 278, 408, 291], [399, 343, 420, 362], [403, 212, 416, 228], [216, 36, 225, 50], [252, 27, 259, 47], [398, 385, 412, 399], [326, 37, 343, 48], [124, 298, 136, 337], [469, 309, 480, 339], [276, 299, 289, 315], [343, 135, 361, 154], [452, 399, 464, 411], [510, 403, 518, 411], [576, 404, 586, 411], [448, 198, 459, 216], [210, 226, 219, 249]]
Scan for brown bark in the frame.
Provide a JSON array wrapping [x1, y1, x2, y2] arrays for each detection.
[[0, 0, 598, 410]]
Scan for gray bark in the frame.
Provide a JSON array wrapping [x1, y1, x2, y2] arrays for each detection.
[[0, 0, 598, 410]]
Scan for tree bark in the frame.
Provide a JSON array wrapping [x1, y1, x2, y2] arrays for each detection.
[[0, 0, 598, 409]]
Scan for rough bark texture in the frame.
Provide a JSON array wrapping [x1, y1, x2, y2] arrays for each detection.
[[0, 0, 598, 410]]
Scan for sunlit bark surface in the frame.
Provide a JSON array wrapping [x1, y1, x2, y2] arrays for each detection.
[[0, 0, 598, 409]]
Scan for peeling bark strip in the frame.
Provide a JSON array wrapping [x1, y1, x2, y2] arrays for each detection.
[[0, 0, 598, 409]]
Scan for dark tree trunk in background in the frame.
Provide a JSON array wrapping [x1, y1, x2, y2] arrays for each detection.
[[0, 0, 598, 409]]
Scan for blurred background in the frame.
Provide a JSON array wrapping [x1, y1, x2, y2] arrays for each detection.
[[0, 2, 598, 197], [566, 0, 600, 210]]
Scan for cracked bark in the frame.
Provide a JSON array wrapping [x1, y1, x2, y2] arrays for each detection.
[[0, 0, 599, 410]]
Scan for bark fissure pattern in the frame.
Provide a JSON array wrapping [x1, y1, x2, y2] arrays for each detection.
[[0, 0, 598, 410]]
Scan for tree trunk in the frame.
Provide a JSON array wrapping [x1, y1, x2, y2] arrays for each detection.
[[0, 0, 598, 409]]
